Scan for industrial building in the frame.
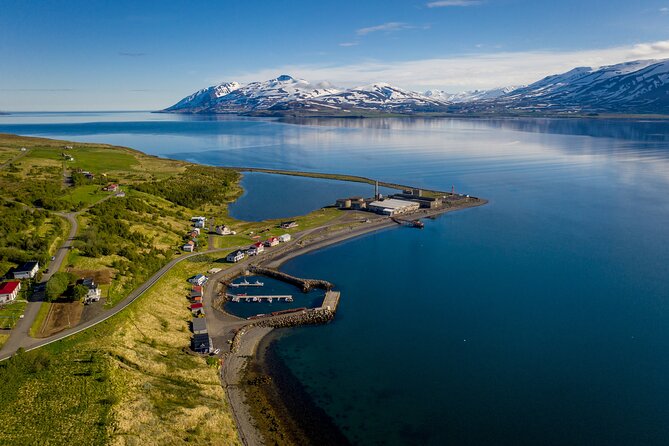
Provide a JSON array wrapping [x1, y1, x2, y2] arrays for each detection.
[[336, 196, 367, 210], [367, 198, 420, 216]]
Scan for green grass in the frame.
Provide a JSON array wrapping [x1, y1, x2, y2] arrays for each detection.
[[69, 148, 138, 172], [62, 184, 110, 206], [29, 303, 50, 338], [0, 254, 240, 446], [0, 301, 27, 330], [0, 334, 8, 349]]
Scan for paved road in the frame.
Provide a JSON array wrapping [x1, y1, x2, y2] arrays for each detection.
[[0, 212, 78, 356], [0, 148, 30, 171], [0, 194, 113, 359]]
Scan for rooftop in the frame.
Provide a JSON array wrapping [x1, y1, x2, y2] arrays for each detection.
[[192, 318, 207, 332], [0, 281, 20, 294], [368, 198, 418, 210], [17, 261, 39, 272]]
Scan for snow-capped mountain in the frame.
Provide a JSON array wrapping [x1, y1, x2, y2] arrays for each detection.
[[288, 82, 451, 113], [166, 75, 340, 113], [165, 82, 241, 112], [425, 86, 522, 103], [163, 59, 669, 116], [164, 77, 450, 114], [479, 59, 669, 114]]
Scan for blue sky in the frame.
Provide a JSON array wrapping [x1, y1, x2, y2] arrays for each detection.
[[2, 0, 669, 110]]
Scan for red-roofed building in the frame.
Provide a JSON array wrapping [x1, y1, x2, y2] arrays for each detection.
[[0, 281, 21, 303], [248, 242, 265, 256], [190, 302, 204, 316], [264, 237, 280, 247]]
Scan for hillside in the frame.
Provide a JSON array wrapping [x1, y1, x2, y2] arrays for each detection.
[[162, 58, 669, 116]]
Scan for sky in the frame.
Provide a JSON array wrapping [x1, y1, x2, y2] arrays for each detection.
[[2, 0, 669, 111]]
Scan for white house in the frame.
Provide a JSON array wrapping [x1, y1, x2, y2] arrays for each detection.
[[278, 234, 291, 242], [182, 243, 195, 252], [191, 217, 206, 229], [216, 225, 235, 235], [264, 237, 280, 247], [248, 242, 265, 256], [0, 281, 21, 303], [226, 250, 245, 263], [13, 261, 39, 279], [81, 278, 101, 303], [189, 274, 208, 286]]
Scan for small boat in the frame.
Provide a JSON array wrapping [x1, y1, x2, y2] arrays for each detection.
[[252, 297, 259, 302], [267, 297, 273, 303], [286, 297, 294, 302]]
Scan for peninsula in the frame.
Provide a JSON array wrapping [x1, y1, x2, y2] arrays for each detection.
[[0, 133, 484, 445]]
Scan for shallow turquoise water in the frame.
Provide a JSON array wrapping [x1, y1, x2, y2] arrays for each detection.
[[2, 113, 669, 444]]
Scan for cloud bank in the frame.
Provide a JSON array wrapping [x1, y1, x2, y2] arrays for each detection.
[[223, 40, 669, 92]]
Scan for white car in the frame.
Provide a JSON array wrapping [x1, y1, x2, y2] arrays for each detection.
[[51, 256, 56, 261]]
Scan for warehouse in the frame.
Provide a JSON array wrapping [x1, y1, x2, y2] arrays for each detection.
[[367, 198, 420, 216]]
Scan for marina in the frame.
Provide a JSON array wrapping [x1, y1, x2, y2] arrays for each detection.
[[227, 293, 294, 303]]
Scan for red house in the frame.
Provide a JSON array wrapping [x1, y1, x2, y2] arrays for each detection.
[[0, 281, 21, 303]]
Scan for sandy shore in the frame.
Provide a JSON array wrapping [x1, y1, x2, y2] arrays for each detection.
[[219, 198, 488, 445]]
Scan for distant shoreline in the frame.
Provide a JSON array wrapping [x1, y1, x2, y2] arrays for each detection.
[[154, 109, 669, 121]]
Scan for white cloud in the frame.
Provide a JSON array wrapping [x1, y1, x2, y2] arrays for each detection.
[[660, 7, 669, 13], [219, 40, 669, 93], [427, 0, 482, 7], [339, 42, 359, 47], [356, 22, 413, 36]]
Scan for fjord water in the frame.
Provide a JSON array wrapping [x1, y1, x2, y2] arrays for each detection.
[[2, 113, 669, 444]]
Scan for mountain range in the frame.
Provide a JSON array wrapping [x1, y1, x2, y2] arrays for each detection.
[[163, 59, 669, 116]]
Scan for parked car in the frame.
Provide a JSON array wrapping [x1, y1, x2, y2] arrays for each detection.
[[51, 256, 56, 261]]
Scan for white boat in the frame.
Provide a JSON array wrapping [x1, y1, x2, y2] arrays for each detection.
[[267, 297, 273, 303], [286, 297, 294, 302], [252, 297, 259, 302]]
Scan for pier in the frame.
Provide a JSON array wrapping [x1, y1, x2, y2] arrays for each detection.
[[228, 279, 264, 288], [249, 266, 333, 291], [321, 290, 340, 312], [391, 217, 424, 228], [227, 293, 294, 303]]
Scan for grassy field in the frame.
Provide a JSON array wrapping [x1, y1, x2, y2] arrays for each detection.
[[0, 301, 27, 329], [29, 303, 50, 338], [0, 334, 8, 349], [62, 184, 110, 206], [0, 255, 240, 446]]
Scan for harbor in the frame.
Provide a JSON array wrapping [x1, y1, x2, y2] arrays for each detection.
[[227, 294, 294, 303]]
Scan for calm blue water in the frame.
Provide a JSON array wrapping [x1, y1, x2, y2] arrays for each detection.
[[229, 172, 395, 221], [2, 112, 669, 445]]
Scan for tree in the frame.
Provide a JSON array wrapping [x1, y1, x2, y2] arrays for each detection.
[[45, 272, 74, 301], [72, 284, 89, 302]]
